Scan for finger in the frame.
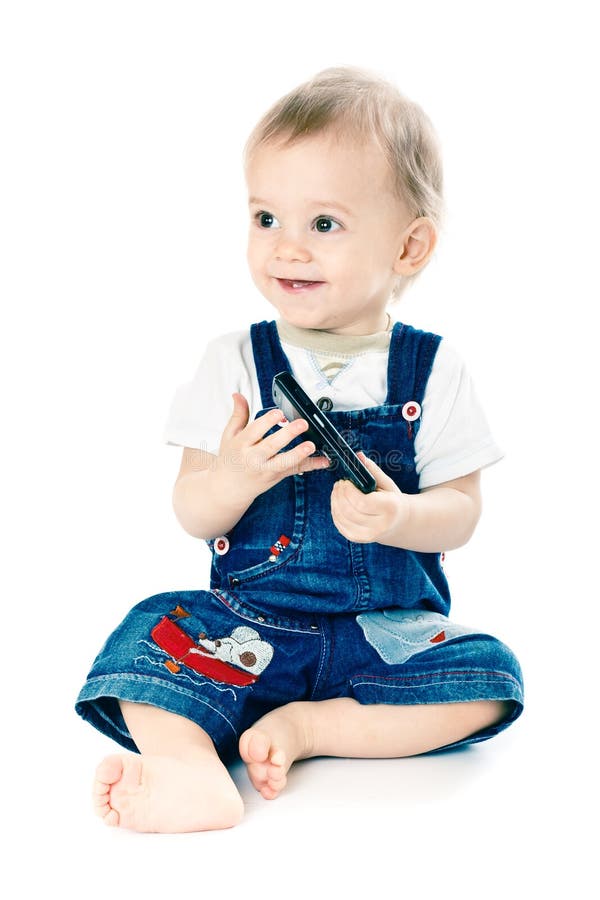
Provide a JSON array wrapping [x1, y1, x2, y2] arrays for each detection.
[[330, 492, 372, 542], [221, 393, 250, 443], [262, 417, 311, 456], [242, 406, 291, 445], [298, 453, 330, 474], [332, 480, 370, 517], [357, 451, 400, 492], [267, 439, 319, 477], [331, 481, 356, 520], [334, 478, 373, 514]]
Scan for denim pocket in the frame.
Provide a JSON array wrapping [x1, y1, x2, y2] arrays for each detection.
[[210, 473, 307, 589], [356, 608, 476, 665]]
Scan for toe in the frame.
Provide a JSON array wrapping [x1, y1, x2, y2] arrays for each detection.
[[92, 754, 143, 829], [92, 777, 119, 825], [268, 773, 287, 794], [270, 748, 286, 767], [94, 754, 125, 788], [246, 762, 268, 793], [92, 757, 122, 820], [240, 728, 271, 765], [103, 808, 120, 827], [260, 784, 280, 801], [267, 764, 286, 784], [92, 782, 110, 803], [238, 729, 254, 763], [114, 755, 143, 793], [93, 797, 111, 819], [248, 761, 269, 781]]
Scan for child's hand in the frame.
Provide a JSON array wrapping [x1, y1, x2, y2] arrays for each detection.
[[330, 452, 410, 544], [216, 393, 329, 504]]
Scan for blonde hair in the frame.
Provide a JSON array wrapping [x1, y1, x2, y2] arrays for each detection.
[[244, 66, 444, 299]]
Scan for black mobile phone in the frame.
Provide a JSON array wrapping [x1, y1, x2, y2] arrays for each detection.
[[272, 371, 377, 493]]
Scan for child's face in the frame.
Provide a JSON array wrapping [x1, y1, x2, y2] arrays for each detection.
[[245, 132, 412, 334]]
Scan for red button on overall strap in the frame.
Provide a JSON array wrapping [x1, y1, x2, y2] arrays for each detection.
[[402, 401, 421, 422], [214, 536, 230, 556]]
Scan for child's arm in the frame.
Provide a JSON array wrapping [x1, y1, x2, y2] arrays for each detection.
[[330, 453, 481, 552], [172, 393, 329, 539]]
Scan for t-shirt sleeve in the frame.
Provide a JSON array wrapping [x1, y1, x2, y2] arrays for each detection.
[[162, 332, 252, 452], [415, 340, 504, 489]]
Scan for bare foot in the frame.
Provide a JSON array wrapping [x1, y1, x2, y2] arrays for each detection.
[[239, 702, 313, 800], [92, 752, 243, 832]]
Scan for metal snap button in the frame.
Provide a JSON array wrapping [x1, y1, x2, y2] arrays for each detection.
[[310, 623, 318, 630], [230, 576, 240, 586], [317, 396, 334, 412], [402, 401, 421, 422], [214, 536, 230, 555], [257, 616, 265, 623]]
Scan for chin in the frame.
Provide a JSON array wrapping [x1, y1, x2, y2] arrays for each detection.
[[261, 290, 339, 331], [284, 310, 332, 329]]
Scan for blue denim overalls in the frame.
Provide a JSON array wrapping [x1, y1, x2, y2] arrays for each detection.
[[76, 320, 524, 761], [208, 320, 450, 616]]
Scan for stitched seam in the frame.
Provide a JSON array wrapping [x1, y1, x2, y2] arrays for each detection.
[[306, 352, 358, 390], [323, 357, 355, 387], [80, 673, 238, 735], [227, 542, 303, 583], [351, 670, 522, 690], [311, 625, 328, 700], [225, 476, 307, 587], [414, 331, 442, 402], [367, 631, 459, 649], [211, 589, 319, 635], [351, 668, 514, 680], [351, 678, 520, 692], [308, 352, 333, 388], [385, 321, 405, 403]]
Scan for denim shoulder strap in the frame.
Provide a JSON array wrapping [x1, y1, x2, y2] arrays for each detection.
[[250, 320, 294, 409], [385, 322, 443, 405]]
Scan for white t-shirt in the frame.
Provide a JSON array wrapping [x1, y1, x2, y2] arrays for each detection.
[[163, 318, 503, 489]]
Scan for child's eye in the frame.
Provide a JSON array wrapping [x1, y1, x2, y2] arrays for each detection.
[[255, 211, 280, 229], [314, 217, 341, 233]]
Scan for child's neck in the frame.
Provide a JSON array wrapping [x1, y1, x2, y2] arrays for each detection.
[[276, 315, 392, 356]]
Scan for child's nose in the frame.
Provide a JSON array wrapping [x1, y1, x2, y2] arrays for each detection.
[[274, 232, 312, 263]]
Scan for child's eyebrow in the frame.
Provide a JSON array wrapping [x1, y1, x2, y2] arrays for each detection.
[[248, 196, 354, 216]]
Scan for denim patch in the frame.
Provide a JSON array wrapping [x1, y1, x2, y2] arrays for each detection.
[[356, 608, 478, 665]]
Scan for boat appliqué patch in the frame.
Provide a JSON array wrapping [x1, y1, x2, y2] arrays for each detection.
[[150, 608, 274, 686]]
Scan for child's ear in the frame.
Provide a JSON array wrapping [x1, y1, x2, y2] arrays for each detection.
[[394, 217, 437, 276]]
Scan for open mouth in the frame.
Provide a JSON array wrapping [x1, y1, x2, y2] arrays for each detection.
[[276, 278, 324, 291]]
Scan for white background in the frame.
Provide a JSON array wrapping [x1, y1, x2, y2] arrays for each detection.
[[2, 1, 597, 897]]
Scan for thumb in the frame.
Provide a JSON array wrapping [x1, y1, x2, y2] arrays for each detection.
[[357, 451, 401, 493], [221, 392, 250, 442]]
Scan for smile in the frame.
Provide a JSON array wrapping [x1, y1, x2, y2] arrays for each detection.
[[276, 278, 325, 292]]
